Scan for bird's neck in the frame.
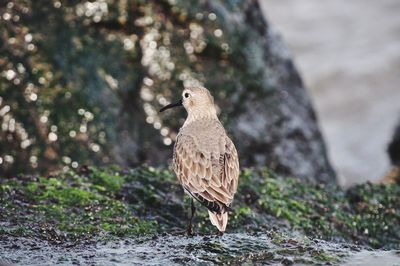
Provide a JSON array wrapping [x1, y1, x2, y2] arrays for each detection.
[[184, 108, 218, 126]]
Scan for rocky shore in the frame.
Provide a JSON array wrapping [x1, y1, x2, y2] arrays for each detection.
[[1, 166, 399, 264]]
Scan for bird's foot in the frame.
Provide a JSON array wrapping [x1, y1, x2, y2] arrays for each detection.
[[186, 225, 194, 237]]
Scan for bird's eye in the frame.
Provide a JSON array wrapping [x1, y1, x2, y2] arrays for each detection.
[[184, 93, 190, 98]]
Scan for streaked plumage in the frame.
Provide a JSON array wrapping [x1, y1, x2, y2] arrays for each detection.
[[160, 87, 239, 233]]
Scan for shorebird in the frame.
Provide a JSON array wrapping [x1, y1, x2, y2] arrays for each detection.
[[160, 87, 239, 235]]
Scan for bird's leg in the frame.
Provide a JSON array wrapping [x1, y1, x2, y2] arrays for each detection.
[[187, 198, 196, 236]]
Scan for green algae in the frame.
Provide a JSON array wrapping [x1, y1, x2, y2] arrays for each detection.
[[1, 166, 399, 250], [0, 169, 158, 242], [88, 166, 125, 193], [251, 170, 400, 249]]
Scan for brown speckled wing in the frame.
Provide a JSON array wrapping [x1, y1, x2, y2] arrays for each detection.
[[173, 132, 239, 211], [222, 136, 240, 197]]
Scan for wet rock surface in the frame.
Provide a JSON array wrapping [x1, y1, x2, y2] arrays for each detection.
[[1, 233, 399, 265], [1, 166, 399, 264]]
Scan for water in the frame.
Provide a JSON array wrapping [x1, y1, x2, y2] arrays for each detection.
[[260, 0, 400, 186], [344, 250, 400, 266], [1, 233, 399, 265]]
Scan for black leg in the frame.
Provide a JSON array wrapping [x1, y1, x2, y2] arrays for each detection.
[[187, 198, 196, 236]]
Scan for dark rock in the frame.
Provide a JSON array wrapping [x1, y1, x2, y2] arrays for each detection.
[[388, 119, 400, 167], [382, 119, 400, 183], [219, 0, 335, 183], [0, 0, 335, 183], [281, 257, 294, 265]]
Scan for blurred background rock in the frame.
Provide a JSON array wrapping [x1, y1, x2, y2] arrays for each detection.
[[261, 0, 400, 186], [3, 0, 399, 186], [0, 0, 334, 182]]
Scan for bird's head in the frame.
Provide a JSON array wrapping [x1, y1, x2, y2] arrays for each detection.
[[160, 87, 217, 119]]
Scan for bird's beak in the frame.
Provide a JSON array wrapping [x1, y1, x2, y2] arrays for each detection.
[[159, 99, 183, 112]]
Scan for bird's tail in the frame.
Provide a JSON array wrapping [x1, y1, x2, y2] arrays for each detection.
[[208, 211, 228, 232]]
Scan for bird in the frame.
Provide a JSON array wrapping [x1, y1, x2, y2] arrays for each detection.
[[160, 86, 239, 235]]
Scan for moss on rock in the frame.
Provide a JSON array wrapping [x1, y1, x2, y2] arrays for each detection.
[[1, 166, 399, 249], [0, 168, 158, 242]]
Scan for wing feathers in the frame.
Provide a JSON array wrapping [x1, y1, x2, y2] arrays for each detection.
[[173, 126, 239, 212]]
